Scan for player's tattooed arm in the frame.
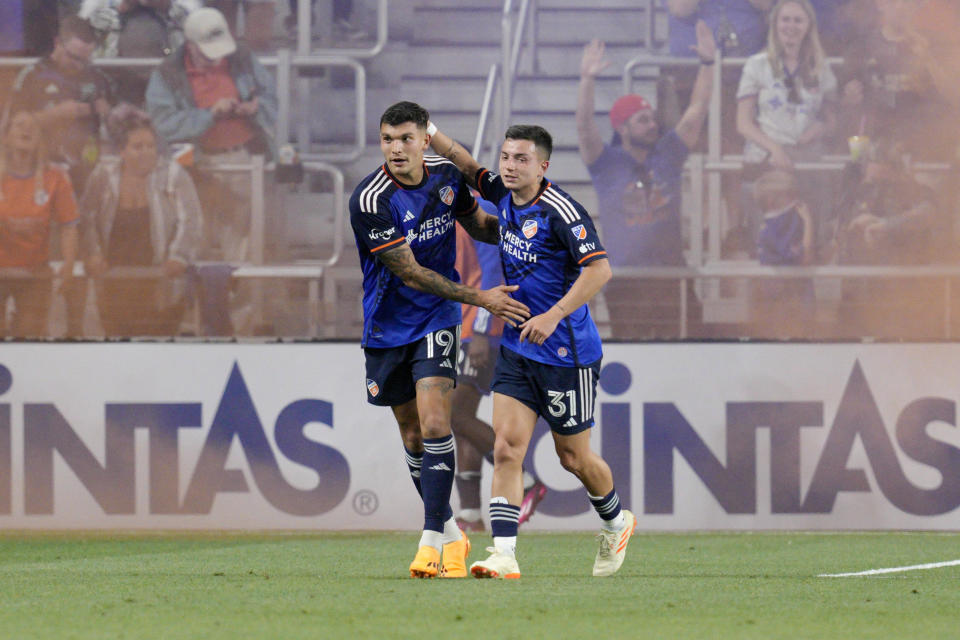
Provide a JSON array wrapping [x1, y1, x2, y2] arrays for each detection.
[[457, 204, 500, 245], [379, 244, 530, 325], [429, 127, 481, 188]]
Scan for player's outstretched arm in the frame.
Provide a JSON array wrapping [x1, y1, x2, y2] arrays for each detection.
[[429, 125, 482, 187], [379, 243, 530, 326], [518, 258, 612, 345], [430, 124, 500, 244]]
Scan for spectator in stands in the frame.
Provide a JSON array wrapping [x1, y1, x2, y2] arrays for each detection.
[[206, 0, 277, 52], [576, 22, 715, 338], [749, 169, 815, 337], [833, 138, 946, 338], [6, 15, 116, 337], [145, 6, 277, 262], [0, 110, 79, 337], [736, 0, 837, 255], [80, 106, 202, 336], [836, 0, 960, 162], [6, 16, 115, 190], [663, 0, 773, 256], [80, 0, 201, 104], [665, 0, 771, 59]]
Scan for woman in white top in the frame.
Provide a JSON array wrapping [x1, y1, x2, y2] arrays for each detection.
[[737, 0, 836, 168], [736, 0, 837, 253]]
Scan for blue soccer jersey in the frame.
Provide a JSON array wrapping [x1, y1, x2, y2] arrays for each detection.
[[350, 155, 477, 348], [475, 167, 606, 367]]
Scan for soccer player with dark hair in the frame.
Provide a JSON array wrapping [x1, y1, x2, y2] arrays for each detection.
[[349, 101, 530, 578], [429, 123, 636, 579]]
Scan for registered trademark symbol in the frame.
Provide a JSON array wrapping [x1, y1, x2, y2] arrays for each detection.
[[352, 490, 379, 515]]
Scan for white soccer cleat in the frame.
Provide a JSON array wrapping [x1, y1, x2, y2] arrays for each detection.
[[592, 509, 636, 577], [470, 547, 521, 579]]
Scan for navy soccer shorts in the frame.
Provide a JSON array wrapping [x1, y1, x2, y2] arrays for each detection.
[[491, 345, 601, 435], [363, 325, 461, 407], [457, 336, 500, 395]]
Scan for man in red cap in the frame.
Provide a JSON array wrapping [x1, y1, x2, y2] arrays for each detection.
[[575, 20, 714, 339]]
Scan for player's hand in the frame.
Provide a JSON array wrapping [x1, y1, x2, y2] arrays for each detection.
[[480, 284, 529, 327], [518, 309, 562, 346], [580, 40, 610, 79], [471, 334, 491, 368]]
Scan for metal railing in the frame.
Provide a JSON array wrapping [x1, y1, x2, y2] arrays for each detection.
[[293, 0, 388, 58], [473, 0, 537, 164]]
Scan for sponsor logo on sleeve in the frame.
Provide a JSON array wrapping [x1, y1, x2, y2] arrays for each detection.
[[578, 242, 596, 254], [368, 227, 396, 241]]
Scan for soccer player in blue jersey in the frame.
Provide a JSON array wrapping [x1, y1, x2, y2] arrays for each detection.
[[349, 101, 530, 579], [428, 123, 636, 578]]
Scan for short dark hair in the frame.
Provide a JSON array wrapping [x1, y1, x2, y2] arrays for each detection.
[[58, 16, 97, 45], [107, 104, 156, 149], [504, 125, 552, 160], [380, 101, 429, 130]]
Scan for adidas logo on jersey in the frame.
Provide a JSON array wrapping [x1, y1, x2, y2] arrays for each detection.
[[403, 210, 415, 222], [428, 462, 452, 472], [441, 359, 453, 369]]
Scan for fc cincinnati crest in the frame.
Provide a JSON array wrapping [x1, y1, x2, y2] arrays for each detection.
[[571, 224, 587, 240], [557, 347, 568, 358], [366, 379, 380, 397], [522, 219, 538, 239], [439, 185, 455, 206]]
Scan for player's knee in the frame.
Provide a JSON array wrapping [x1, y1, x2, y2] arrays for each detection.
[[419, 413, 451, 439], [396, 419, 422, 450], [556, 446, 587, 476], [492, 436, 523, 467]]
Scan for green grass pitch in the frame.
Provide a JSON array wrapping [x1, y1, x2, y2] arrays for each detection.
[[1, 530, 957, 639]]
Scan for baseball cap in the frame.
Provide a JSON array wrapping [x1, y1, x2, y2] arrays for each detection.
[[609, 94, 653, 130], [184, 8, 236, 60]]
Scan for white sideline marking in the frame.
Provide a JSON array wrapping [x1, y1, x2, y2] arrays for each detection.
[[819, 559, 960, 578]]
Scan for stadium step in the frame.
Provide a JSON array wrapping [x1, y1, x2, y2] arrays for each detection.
[[411, 5, 655, 47]]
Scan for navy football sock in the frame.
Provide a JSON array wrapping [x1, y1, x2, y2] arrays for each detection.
[[421, 435, 456, 533]]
